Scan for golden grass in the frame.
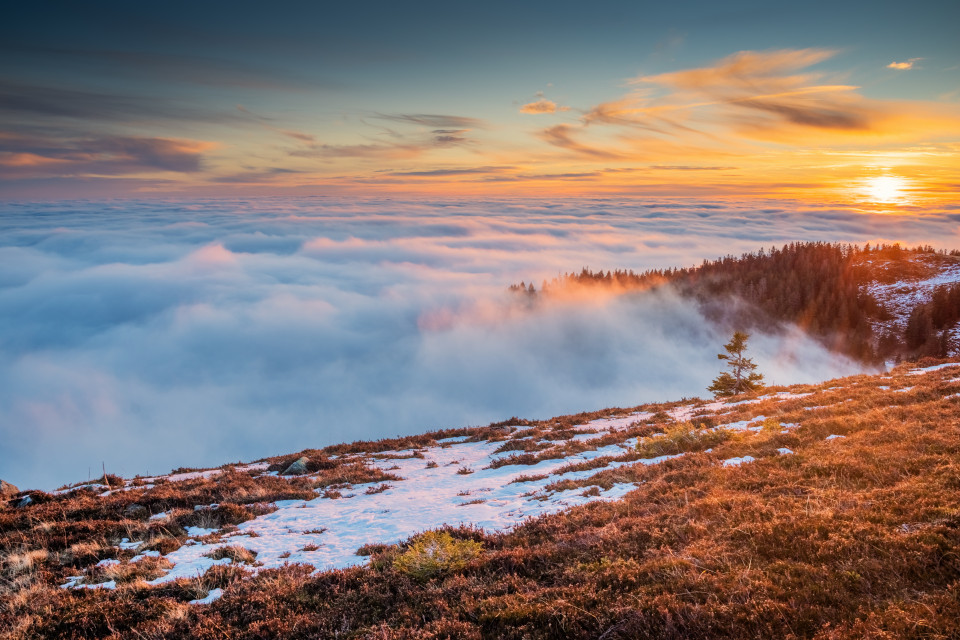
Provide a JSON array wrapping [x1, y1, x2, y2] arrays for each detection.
[[0, 358, 958, 638]]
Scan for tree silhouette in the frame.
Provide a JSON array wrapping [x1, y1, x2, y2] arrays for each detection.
[[708, 331, 764, 397]]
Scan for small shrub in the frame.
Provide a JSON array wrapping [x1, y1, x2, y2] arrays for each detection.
[[355, 543, 390, 556], [487, 453, 539, 469], [456, 467, 475, 475], [141, 536, 183, 555], [365, 484, 391, 495], [203, 546, 258, 564], [393, 531, 483, 580], [508, 474, 549, 484]]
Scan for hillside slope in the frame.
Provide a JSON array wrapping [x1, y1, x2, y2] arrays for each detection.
[[521, 243, 960, 363], [3, 359, 960, 639]]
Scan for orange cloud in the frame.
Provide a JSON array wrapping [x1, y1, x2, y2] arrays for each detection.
[[520, 99, 558, 114], [574, 49, 960, 149], [538, 124, 624, 159], [887, 58, 922, 70]]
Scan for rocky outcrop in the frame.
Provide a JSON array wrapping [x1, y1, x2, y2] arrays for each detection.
[[281, 456, 310, 476], [0, 479, 18, 496]]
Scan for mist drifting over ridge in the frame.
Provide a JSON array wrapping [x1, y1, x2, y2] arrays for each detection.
[[2, 197, 958, 489]]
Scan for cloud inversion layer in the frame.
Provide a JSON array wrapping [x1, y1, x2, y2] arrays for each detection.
[[3, 198, 959, 489]]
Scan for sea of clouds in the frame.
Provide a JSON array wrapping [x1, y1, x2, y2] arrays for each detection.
[[2, 197, 958, 489]]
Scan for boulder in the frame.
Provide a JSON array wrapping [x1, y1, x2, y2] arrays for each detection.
[[124, 503, 149, 520], [0, 479, 18, 496], [281, 456, 310, 476]]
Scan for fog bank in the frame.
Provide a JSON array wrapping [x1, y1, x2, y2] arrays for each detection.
[[4, 197, 955, 489]]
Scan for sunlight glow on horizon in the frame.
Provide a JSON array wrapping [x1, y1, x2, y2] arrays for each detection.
[[860, 175, 910, 205]]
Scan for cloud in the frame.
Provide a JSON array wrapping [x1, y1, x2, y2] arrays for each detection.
[[887, 58, 922, 70], [3, 197, 959, 489], [634, 48, 876, 133], [539, 124, 624, 159], [211, 168, 305, 184], [290, 142, 427, 160], [520, 99, 558, 114], [553, 48, 960, 166], [374, 113, 487, 129], [289, 122, 479, 160], [386, 166, 516, 177], [236, 105, 317, 144], [0, 132, 216, 177], [0, 79, 232, 125], [651, 165, 737, 171]]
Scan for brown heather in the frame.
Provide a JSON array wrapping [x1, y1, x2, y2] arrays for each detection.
[[1, 358, 959, 638]]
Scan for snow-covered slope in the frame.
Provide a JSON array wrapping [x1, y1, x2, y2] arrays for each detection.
[[54, 385, 857, 601], [864, 254, 960, 332], [859, 252, 960, 348]]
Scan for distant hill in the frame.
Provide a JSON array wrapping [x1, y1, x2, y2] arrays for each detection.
[[512, 242, 960, 363], [3, 358, 960, 638]]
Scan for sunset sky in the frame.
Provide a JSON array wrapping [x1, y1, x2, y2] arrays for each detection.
[[3, 0, 958, 203]]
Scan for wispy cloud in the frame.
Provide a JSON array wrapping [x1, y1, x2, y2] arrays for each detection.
[[539, 124, 624, 159], [374, 113, 487, 129], [531, 48, 960, 182], [290, 142, 427, 160], [386, 166, 516, 177], [627, 48, 875, 133], [236, 105, 317, 143], [0, 79, 233, 124], [887, 58, 923, 70], [0, 131, 216, 177]]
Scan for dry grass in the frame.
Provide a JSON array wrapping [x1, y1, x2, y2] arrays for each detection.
[[203, 546, 258, 565], [1, 359, 959, 638]]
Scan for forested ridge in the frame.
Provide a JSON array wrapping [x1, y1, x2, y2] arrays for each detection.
[[511, 242, 960, 363]]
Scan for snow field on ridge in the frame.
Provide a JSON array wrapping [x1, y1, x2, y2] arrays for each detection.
[[58, 380, 884, 598]]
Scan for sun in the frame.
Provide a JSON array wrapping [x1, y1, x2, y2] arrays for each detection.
[[861, 175, 908, 203]]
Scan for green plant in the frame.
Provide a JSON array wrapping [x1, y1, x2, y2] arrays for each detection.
[[708, 331, 764, 397], [392, 531, 482, 580]]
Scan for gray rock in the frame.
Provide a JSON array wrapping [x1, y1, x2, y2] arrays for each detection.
[[17, 495, 33, 508], [281, 456, 310, 476], [0, 479, 18, 496], [124, 503, 149, 520]]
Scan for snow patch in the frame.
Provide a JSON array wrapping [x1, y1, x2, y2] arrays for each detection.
[[147, 436, 672, 582], [722, 456, 755, 467], [907, 363, 960, 375], [189, 588, 224, 606]]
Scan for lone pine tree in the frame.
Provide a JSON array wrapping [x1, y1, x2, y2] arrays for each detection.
[[708, 331, 764, 397]]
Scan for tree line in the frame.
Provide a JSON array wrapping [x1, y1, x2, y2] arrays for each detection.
[[511, 242, 960, 363]]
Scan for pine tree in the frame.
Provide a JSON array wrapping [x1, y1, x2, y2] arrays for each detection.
[[708, 331, 764, 398]]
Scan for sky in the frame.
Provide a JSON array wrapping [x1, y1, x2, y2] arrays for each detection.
[[2, 2, 960, 489], [2, 0, 958, 201]]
